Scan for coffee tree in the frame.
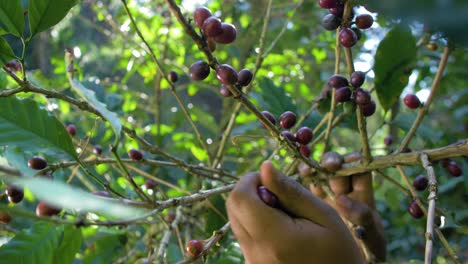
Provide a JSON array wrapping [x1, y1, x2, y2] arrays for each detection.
[[0, 0, 467, 263]]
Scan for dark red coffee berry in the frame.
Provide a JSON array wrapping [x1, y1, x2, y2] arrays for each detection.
[[322, 14, 341, 31], [281, 131, 297, 143], [328, 74, 349, 89], [28, 156, 48, 170], [295, 127, 313, 145], [216, 64, 238, 85], [237, 69, 253, 86], [0, 212, 12, 224], [321, 151, 344, 172], [93, 145, 103, 156], [354, 226, 366, 239], [441, 158, 451, 168], [446, 161, 462, 177], [403, 94, 421, 109], [261, 111, 276, 126], [413, 175, 429, 191], [350, 71, 366, 87], [361, 100, 376, 117], [339, 28, 358, 48], [354, 88, 371, 105], [6, 185, 24, 204], [335, 87, 352, 102], [257, 185, 279, 208], [384, 135, 393, 146], [194, 7, 212, 28], [408, 201, 424, 219], [168, 70, 178, 83], [93, 191, 111, 197], [144, 180, 156, 190], [279, 111, 297, 129], [344, 151, 362, 163], [219, 84, 233, 97], [36, 201, 62, 217], [329, 4, 344, 17], [189, 60, 210, 81], [166, 211, 176, 222], [5, 60, 21, 72], [202, 16, 223, 37], [213, 23, 237, 44], [319, 0, 337, 9], [186, 240, 204, 257], [300, 145, 311, 157], [128, 149, 143, 161], [355, 14, 374, 29], [66, 124, 77, 137]]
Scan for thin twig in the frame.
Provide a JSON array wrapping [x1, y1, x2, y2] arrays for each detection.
[[421, 154, 436, 264], [157, 207, 183, 264]]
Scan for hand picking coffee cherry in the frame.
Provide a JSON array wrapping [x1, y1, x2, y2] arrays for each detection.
[[408, 201, 424, 219], [413, 175, 429, 191], [28, 156, 48, 170], [279, 111, 297, 129], [257, 185, 279, 208], [186, 239, 204, 257], [128, 149, 143, 161], [403, 94, 421, 109]]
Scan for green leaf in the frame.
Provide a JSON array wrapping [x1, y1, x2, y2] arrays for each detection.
[[0, 222, 62, 264], [6, 176, 146, 219], [4, 147, 37, 177], [0, 0, 25, 37], [252, 77, 297, 117], [0, 37, 16, 68], [374, 25, 417, 111], [68, 79, 122, 147], [28, 0, 77, 37], [391, 112, 443, 143], [204, 195, 227, 233], [83, 233, 127, 264], [53, 225, 82, 264], [0, 97, 77, 158]]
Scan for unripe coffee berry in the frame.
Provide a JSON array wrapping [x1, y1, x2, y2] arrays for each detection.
[[279, 111, 297, 129], [214, 23, 237, 44], [28, 156, 48, 170], [413, 175, 429, 191], [408, 201, 424, 219], [216, 64, 238, 85], [189, 60, 210, 81], [257, 185, 279, 207], [321, 151, 344, 172], [403, 94, 421, 109], [186, 240, 204, 257], [295, 127, 313, 145], [128, 149, 143, 161]]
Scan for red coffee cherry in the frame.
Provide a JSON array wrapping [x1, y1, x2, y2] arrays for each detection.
[[257, 185, 279, 207], [168, 70, 178, 83], [339, 28, 358, 48], [6, 185, 24, 204], [350, 71, 366, 87], [328, 74, 349, 89], [194, 7, 212, 28], [36, 201, 62, 217], [237, 69, 253, 86], [384, 135, 393, 146], [281, 131, 297, 143], [300, 145, 311, 157], [166, 211, 176, 222], [128, 149, 143, 161], [279, 111, 297, 129], [335, 87, 352, 102], [344, 151, 362, 163], [318, 0, 337, 9], [355, 14, 374, 29], [28, 156, 48, 170], [408, 201, 424, 219], [440, 158, 451, 168], [446, 161, 462, 177], [66, 124, 77, 137], [219, 84, 233, 97], [361, 100, 376, 117], [261, 111, 276, 126], [144, 180, 156, 190], [216, 64, 238, 85], [354, 88, 371, 105], [189, 60, 210, 81], [295, 127, 313, 145], [403, 94, 421, 109], [321, 151, 344, 172], [186, 240, 204, 257], [0, 212, 12, 224], [413, 175, 429, 191], [322, 14, 341, 31], [329, 4, 344, 17], [202, 16, 223, 38], [213, 23, 237, 44]]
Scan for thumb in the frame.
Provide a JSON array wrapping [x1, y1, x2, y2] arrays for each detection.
[[260, 161, 338, 227], [335, 195, 373, 227]]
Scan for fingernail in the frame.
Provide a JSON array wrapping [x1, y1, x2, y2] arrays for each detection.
[[337, 195, 352, 210]]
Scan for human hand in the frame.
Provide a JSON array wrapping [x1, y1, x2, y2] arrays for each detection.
[[310, 170, 386, 262], [226, 161, 364, 264]]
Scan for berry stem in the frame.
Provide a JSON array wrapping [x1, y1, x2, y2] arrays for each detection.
[[398, 46, 451, 152], [420, 154, 437, 264], [157, 206, 183, 263]]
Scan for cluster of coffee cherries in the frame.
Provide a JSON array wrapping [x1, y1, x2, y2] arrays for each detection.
[[318, 0, 374, 48], [329, 71, 376, 117], [194, 7, 237, 48], [261, 110, 314, 157]]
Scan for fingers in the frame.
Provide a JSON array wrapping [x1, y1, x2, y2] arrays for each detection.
[[335, 195, 373, 227], [349, 172, 375, 208], [260, 161, 339, 227], [330, 177, 352, 195]]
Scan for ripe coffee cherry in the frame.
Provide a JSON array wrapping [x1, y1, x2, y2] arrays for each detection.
[[281, 131, 297, 143], [279, 111, 297, 129], [361, 100, 376, 117], [339, 28, 358, 48], [0, 212, 12, 224], [355, 14, 374, 29], [207, 37, 216, 52], [36, 201, 62, 217], [328, 74, 349, 89], [354, 226, 366, 239], [446, 161, 462, 177], [329, 4, 344, 17], [219, 84, 233, 97], [257, 185, 279, 207], [413, 175, 429, 191], [194, 7, 212, 28], [144, 180, 156, 190], [322, 14, 341, 31], [426, 42, 438, 51], [190, 60, 210, 81], [128, 149, 143, 161], [321, 151, 344, 172], [166, 211, 176, 222], [261, 111, 276, 126], [6, 185, 24, 204], [237, 69, 253, 86], [28, 156, 48, 170], [216, 64, 238, 85], [354, 88, 371, 105], [93, 145, 103, 156], [300, 145, 311, 157], [202, 16, 223, 37], [403, 94, 421, 109], [335, 87, 352, 102], [5, 60, 21, 72], [295, 127, 313, 145], [93, 190, 111, 197], [344, 151, 362, 163], [319, 0, 337, 9], [168, 70, 178, 83], [440, 158, 451, 168], [214, 23, 237, 44], [350, 71, 365, 87], [66, 124, 77, 137], [186, 240, 204, 257], [384, 135, 393, 146], [408, 201, 424, 219]]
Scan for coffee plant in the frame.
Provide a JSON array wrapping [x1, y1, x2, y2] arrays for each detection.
[[0, 0, 467, 263]]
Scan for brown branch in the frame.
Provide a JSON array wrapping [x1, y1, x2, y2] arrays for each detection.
[[421, 154, 436, 263]]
